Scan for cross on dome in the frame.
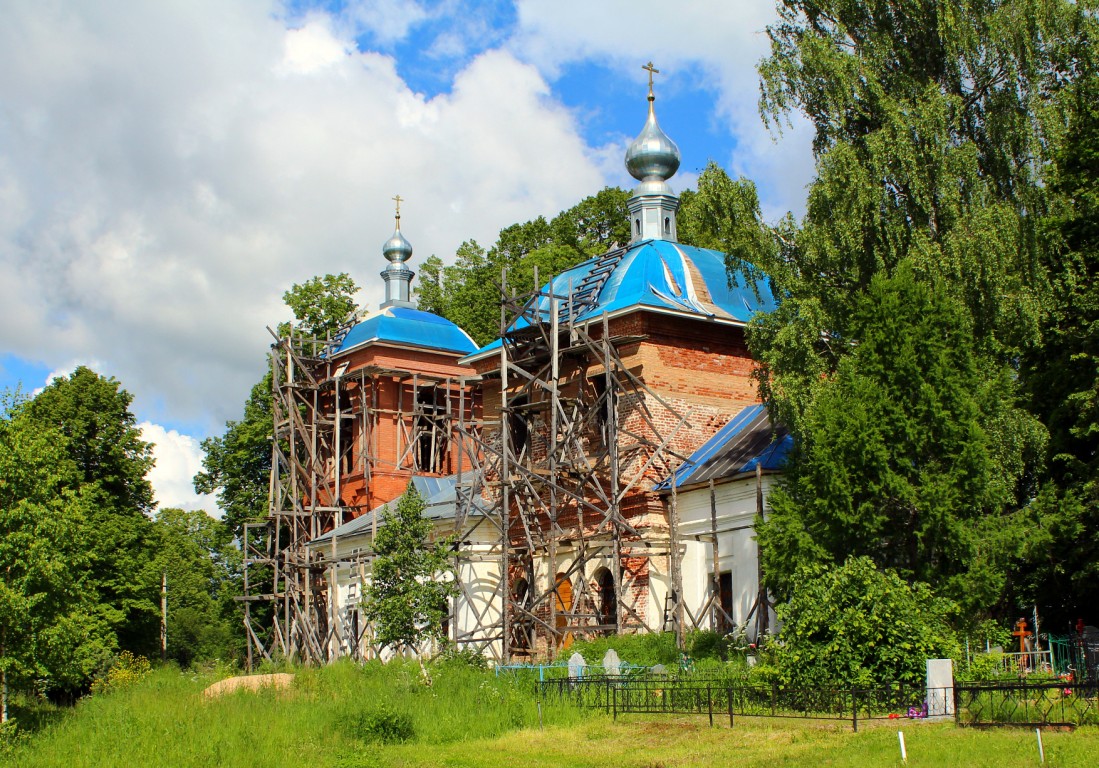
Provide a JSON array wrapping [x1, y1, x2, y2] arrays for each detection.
[[642, 61, 659, 101]]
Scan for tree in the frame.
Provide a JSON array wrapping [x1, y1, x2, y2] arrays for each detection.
[[0, 394, 113, 720], [281, 272, 360, 341], [24, 366, 154, 515], [740, 0, 1090, 618], [771, 557, 958, 689], [151, 508, 241, 667], [21, 368, 161, 656], [1015, 70, 1099, 627], [364, 486, 456, 651], [757, 265, 1044, 614]]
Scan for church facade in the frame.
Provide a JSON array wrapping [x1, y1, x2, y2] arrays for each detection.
[[249, 71, 785, 666]]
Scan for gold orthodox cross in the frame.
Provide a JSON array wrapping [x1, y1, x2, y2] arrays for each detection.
[[642, 61, 659, 98], [392, 193, 404, 219]]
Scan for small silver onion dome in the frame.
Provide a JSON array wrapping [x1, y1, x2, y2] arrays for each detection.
[[383, 219, 412, 263], [625, 98, 680, 183]]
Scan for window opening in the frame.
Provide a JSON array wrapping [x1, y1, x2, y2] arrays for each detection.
[[508, 394, 530, 461], [415, 386, 449, 473], [595, 567, 615, 629], [719, 571, 733, 633]]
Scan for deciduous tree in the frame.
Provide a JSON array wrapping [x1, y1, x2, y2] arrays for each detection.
[[364, 486, 456, 651]]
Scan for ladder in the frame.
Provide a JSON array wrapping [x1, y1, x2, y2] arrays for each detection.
[[563, 245, 627, 323]]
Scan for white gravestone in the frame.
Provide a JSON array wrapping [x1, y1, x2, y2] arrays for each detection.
[[926, 658, 954, 718], [567, 652, 586, 679], [603, 648, 621, 676]]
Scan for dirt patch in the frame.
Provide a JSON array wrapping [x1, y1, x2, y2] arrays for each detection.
[[203, 673, 295, 698]]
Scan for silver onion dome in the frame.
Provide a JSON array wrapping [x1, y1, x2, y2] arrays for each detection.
[[625, 98, 680, 183], [382, 220, 413, 263]]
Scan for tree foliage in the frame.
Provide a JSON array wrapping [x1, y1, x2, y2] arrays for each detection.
[[758, 266, 1044, 614], [281, 272, 360, 341], [364, 486, 456, 651], [0, 396, 113, 719], [152, 508, 241, 667], [193, 373, 272, 539], [20, 369, 161, 656], [744, 0, 1094, 618], [1015, 70, 1099, 625], [770, 557, 958, 689]]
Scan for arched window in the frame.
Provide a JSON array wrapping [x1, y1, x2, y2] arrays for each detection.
[[594, 567, 616, 629], [634, 218, 641, 236], [511, 578, 530, 650], [664, 216, 671, 235]]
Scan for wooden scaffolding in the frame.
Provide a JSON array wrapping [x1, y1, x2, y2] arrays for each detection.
[[240, 256, 765, 667], [476, 259, 696, 659], [239, 323, 505, 667]]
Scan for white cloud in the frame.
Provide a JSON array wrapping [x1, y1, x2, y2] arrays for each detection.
[[140, 421, 219, 514], [0, 0, 602, 434], [510, 0, 815, 221], [340, 0, 430, 45]]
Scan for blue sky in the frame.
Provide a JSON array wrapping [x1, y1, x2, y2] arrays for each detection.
[[0, 0, 814, 512]]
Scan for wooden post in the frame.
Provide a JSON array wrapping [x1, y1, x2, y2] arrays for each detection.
[[755, 464, 769, 639], [709, 479, 720, 631], [160, 571, 167, 662], [670, 477, 684, 649]]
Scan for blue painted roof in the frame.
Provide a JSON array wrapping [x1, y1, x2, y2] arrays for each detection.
[[309, 473, 487, 545], [465, 239, 776, 359], [332, 306, 478, 357], [654, 404, 792, 491]]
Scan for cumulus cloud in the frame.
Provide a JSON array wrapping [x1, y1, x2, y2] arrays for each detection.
[[0, 0, 602, 433], [140, 421, 219, 514], [510, 0, 815, 221]]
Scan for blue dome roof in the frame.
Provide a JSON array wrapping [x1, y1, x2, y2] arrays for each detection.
[[465, 239, 776, 359], [332, 306, 477, 357]]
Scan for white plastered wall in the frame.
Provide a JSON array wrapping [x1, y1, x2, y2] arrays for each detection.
[[314, 517, 503, 661], [674, 474, 780, 640]]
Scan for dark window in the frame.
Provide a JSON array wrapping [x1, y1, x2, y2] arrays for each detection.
[[415, 387, 449, 473], [508, 395, 530, 460], [595, 567, 615, 629], [718, 572, 733, 633]]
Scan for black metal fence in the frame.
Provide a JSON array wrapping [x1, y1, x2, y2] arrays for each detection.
[[539, 675, 1099, 729], [954, 681, 1099, 727], [539, 675, 935, 731]]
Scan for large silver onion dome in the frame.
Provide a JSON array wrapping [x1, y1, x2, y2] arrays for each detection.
[[625, 98, 680, 183], [382, 221, 413, 262]]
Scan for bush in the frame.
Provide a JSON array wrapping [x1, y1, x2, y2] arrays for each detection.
[[771, 557, 959, 689], [568, 631, 679, 668], [355, 705, 415, 744], [89, 651, 152, 695]]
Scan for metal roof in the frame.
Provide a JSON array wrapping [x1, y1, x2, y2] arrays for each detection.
[[331, 306, 478, 358], [654, 404, 791, 491], [309, 473, 486, 546], [464, 239, 776, 360]]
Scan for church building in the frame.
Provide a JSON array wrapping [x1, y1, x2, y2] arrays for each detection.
[[248, 67, 785, 666]]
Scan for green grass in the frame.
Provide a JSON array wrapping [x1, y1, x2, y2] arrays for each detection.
[[3, 662, 1099, 767]]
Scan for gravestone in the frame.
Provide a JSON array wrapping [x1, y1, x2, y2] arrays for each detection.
[[926, 658, 954, 718], [568, 652, 586, 679], [651, 664, 666, 675], [603, 648, 621, 676]]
